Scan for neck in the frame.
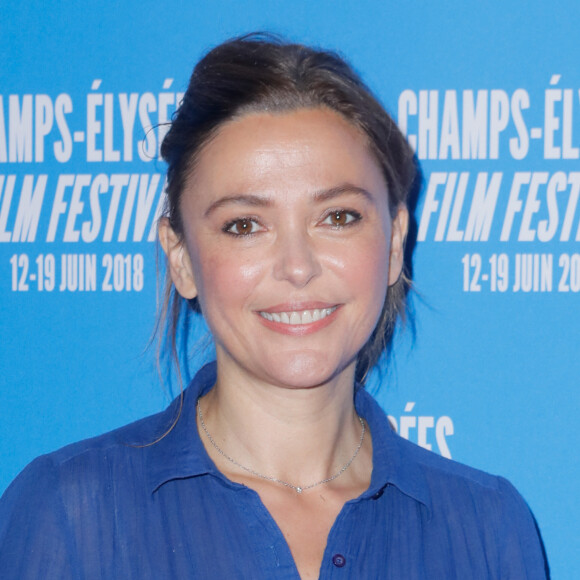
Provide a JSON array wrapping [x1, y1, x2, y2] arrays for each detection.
[[197, 356, 367, 489]]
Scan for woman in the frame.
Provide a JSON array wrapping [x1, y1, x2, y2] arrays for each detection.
[[0, 35, 547, 579]]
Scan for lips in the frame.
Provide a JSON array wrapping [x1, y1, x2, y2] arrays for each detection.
[[259, 307, 338, 325]]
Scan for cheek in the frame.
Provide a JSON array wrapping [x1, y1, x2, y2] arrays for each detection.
[[333, 236, 391, 303], [359, 246, 390, 315], [192, 247, 265, 315]]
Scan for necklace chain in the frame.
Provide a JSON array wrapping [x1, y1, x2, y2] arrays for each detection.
[[197, 399, 365, 494]]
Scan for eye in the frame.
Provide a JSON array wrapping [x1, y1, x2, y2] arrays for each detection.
[[223, 218, 263, 236], [321, 209, 362, 227]]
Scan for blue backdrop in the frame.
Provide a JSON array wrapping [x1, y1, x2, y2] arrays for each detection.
[[1, 1, 578, 577]]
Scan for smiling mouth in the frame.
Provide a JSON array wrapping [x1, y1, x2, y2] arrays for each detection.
[[259, 306, 338, 325]]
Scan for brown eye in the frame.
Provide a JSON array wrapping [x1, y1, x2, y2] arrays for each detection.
[[322, 210, 361, 227], [331, 211, 347, 226], [224, 218, 260, 236]]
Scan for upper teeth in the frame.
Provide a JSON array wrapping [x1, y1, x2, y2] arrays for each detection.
[[260, 307, 336, 325]]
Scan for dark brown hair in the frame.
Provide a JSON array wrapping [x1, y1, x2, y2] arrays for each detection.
[[159, 33, 416, 383]]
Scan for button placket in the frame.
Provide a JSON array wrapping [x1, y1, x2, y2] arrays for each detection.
[[332, 553, 346, 568]]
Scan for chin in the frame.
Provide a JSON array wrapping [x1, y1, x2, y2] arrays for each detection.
[[260, 352, 353, 389]]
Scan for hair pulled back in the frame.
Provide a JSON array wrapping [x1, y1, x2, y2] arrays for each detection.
[[160, 33, 416, 382]]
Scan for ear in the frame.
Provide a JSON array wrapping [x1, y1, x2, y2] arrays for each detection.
[[158, 217, 198, 299], [388, 204, 409, 286]]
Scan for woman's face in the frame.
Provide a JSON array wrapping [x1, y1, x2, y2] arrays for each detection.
[[161, 107, 407, 389]]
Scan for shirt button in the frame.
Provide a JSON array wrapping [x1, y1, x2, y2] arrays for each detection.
[[332, 554, 346, 568], [371, 489, 384, 500]]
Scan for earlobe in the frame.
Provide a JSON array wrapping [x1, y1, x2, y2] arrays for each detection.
[[388, 205, 409, 286], [158, 217, 198, 299]]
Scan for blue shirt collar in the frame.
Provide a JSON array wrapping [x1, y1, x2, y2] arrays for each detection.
[[354, 385, 432, 514], [146, 363, 221, 492], [147, 362, 432, 513]]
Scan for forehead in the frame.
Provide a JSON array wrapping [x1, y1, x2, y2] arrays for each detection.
[[184, 107, 387, 200]]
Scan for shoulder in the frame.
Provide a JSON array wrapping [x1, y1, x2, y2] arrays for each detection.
[[1, 363, 215, 516], [360, 387, 525, 506], [1, 395, 179, 518], [396, 431, 503, 490], [0, 398, 180, 577], [360, 388, 548, 577], [404, 431, 531, 502], [50, 396, 180, 464], [382, 423, 530, 517], [386, 431, 548, 577]]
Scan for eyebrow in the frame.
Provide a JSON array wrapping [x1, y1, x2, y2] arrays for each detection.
[[312, 184, 375, 204], [204, 194, 272, 217], [203, 183, 375, 217]]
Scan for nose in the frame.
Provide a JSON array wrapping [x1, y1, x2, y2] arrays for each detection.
[[272, 230, 322, 288]]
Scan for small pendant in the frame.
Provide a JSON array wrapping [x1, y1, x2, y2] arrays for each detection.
[[296, 487, 303, 494]]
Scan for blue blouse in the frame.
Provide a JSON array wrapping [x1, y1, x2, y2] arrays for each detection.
[[0, 363, 548, 579]]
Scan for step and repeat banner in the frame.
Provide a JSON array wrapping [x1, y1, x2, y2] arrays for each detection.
[[1, 1, 578, 577]]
